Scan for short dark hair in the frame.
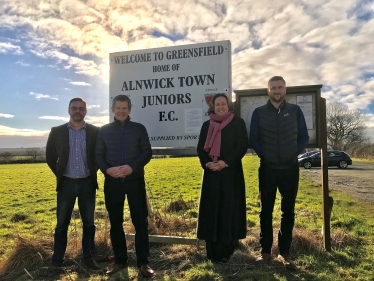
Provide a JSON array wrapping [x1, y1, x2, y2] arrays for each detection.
[[207, 93, 234, 114], [268, 76, 286, 87], [111, 95, 132, 110], [69, 97, 87, 108]]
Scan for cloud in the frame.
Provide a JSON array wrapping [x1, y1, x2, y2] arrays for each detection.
[[60, 77, 72, 81], [85, 115, 109, 127], [30, 92, 59, 100], [29, 46, 101, 76], [38, 116, 69, 121], [0, 113, 14, 118], [87, 105, 100, 108], [15, 60, 30, 66], [0, 42, 23, 55], [69, 81, 91, 86], [37, 114, 108, 127], [0, 0, 374, 116], [0, 125, 49, 137], [365, 113, 374, 127]]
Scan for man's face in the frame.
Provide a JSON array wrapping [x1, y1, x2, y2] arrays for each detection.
[[268, 80, 286, 103], [112, 100, 131, 122], [68, 101, 87, 122]]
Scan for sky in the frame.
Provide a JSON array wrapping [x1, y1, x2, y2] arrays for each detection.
[[0, 0, 374, 148]]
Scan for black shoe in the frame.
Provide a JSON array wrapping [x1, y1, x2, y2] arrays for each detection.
[[83, 258, 100, 270]]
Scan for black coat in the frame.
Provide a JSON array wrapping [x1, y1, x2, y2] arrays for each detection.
[[46, 123, 99, 191], [197, 116, 248, 242], [95, 118, 152, 180]]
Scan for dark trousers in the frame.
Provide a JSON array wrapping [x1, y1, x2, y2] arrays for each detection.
[[258, 164, 299, 256], [104, 177, 149, 268], [52, 177, 96, 264]]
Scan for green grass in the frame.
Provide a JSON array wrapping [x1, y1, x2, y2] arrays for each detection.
[[0, 157, 374, 280]]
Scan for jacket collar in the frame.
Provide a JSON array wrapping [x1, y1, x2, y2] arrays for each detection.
[[113, 116, 131, 127], [267, 99, 286, 113]]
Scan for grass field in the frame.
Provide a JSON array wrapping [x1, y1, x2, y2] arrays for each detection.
[[0, 156, 373, 280]]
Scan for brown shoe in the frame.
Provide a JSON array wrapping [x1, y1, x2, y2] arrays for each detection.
[[139, 264, 155, 278], [255, 253, 272, 264], [277, 255, 297, 270], [106, 263, 127, 276]]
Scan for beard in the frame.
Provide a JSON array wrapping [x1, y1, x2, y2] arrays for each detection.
[[71, 113, 84, 122], [269, 94, 284, 103]]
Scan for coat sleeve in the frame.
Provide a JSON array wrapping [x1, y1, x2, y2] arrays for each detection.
[[46, 127, 57, 175], [249, 109, 262, 157], [221, 118, 248, 167], [127, 125, 152, 172], [297, 107, 309, 154], [197, 122, 211, 169], [95, 128, 110, 175]]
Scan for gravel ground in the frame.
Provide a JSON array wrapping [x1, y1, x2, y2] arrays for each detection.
[[300, 161, 374, 202]]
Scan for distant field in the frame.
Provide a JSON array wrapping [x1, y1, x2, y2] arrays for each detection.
[[1, 156, 374, 280]]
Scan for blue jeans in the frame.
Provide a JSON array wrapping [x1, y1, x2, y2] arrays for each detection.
[[52, 176, 96, 265], [104, 177, 149, 268]]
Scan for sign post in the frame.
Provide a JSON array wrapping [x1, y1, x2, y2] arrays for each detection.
[[319, 97, 331, 251]]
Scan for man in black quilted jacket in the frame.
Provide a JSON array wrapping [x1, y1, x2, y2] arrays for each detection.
[[95, 95, 154, 278], [249, 76, 309, 270]]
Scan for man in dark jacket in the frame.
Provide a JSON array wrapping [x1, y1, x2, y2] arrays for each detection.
[[95, 95, 154, 278], [46, 97, 100, 269], [249, 76, 309, 269]]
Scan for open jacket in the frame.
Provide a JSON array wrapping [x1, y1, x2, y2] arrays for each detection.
[[46, 123, 100, 191]]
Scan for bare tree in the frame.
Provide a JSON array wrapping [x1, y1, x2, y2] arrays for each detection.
[[0, 151, 13, 162], [326, 103, 369, 150], [26, 147, 43, 160]]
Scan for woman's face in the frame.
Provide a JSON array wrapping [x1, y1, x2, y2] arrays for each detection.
[[214, 96, 229, 115]]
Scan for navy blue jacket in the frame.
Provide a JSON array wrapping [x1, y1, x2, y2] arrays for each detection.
[[95, 117, 152, 180], [249, 99, 309, 168]]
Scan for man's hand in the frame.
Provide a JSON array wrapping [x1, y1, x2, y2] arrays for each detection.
[[119, 165, 133, 177], [106, 165, 133, 178]]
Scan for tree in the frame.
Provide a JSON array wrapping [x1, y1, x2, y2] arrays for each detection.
[[0, 151, 13, 162], [326, 102, 369, 150], [26, 147, 43, 160]]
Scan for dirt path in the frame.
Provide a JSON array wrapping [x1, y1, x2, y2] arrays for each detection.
[[300, 161, 374, 202]]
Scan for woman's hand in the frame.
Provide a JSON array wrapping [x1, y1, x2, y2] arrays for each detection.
[[206, 160, 227, 171]]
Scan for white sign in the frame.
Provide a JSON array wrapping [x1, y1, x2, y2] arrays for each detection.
[[110, 40, 231, 148], [297, 95, 313, 129]]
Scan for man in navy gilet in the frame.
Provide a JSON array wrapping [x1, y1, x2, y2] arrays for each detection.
[[249, 76, 309, 269]]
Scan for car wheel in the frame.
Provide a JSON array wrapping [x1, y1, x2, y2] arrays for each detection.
[[303, 162, 312, 169], [338, 160, 348, 169]]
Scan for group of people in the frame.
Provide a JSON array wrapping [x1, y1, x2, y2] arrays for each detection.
[[45, 75, 309, 278]]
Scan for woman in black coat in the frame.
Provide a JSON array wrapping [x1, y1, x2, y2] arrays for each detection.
[[197, 93, 248, 263]]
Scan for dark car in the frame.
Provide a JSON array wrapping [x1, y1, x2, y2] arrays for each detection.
[[298, 151, 319, 159], [298, 150, 352, 169]]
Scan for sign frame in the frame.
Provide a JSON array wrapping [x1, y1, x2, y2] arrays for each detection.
[[109, 40, 232, 149]]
